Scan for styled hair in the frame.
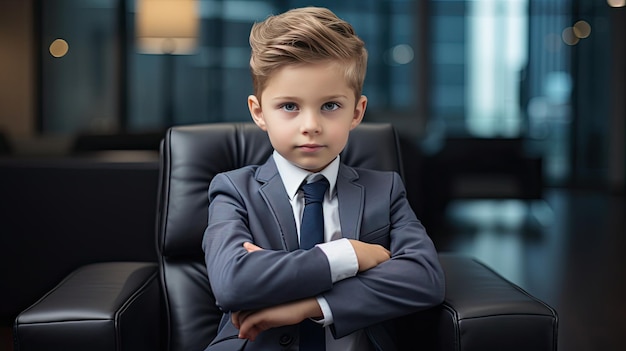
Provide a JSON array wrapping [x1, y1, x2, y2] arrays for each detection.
[[249, 7, 368, 100]]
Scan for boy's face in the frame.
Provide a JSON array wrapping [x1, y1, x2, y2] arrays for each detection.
[[248, 62, 367, 173]]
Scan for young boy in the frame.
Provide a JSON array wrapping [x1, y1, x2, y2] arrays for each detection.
[[202, 7, 445, 351]]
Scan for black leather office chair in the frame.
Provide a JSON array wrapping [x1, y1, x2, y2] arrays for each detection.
[[14, 123, 558, 351]]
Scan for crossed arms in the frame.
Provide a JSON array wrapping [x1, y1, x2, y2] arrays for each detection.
[[203, 170, 445, 341], [232, 240, 391, 340]]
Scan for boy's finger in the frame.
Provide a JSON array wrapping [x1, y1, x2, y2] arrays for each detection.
[[238, 314, 267, 341], [232, 310, 253, 329], [243, 242, 263, 252], [239, 324, 261, 341]]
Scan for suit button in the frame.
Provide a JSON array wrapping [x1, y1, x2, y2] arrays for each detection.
[[279, 334, 293, 346]]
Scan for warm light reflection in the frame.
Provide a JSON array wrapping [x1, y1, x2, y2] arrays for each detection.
[[49, 38, 69, 58], [573, 20, 591, 39], [607, 0, 626, 8], [561, 27, 579, 46]]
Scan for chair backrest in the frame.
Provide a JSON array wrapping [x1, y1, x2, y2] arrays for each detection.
[[157, 122, 403, 351]]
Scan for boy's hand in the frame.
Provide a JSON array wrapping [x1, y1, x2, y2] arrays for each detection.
[[231, 298, 322, 341], [348, 239, 391, 272]]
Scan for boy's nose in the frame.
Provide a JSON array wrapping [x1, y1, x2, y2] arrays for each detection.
[[301, 110, 322, 134]]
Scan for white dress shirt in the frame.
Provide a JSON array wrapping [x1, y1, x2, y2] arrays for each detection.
[[273, 151, 374, 351]]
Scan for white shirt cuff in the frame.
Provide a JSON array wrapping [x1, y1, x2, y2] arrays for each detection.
[[316, 238, 358, 283], [315, 296, 334, 327]]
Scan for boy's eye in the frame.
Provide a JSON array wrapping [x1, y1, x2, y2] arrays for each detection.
[[322, 102, 340, 111], [281, 103, 298, 112]]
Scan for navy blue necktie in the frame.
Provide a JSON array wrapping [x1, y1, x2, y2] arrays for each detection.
[[299, 177, 328, 351], [299, 178, 329, 250]]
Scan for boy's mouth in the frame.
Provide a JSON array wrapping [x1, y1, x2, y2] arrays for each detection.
[[298, 144, 324, 152]]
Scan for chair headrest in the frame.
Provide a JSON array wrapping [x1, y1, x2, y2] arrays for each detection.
[[157, 122, 403, 259]]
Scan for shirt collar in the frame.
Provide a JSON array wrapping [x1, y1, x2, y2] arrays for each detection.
[[272, 150, 339, 200]]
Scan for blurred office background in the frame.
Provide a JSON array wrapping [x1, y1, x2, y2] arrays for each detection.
[[1, 0, 624, 189], [1, 1, 625, 350]]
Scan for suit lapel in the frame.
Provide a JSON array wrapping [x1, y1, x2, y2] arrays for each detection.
[[256, 157, 299, 251], [336, 164, 364, 240]]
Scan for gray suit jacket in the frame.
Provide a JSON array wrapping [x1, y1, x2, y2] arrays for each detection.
[[202, 156, 444, 350]]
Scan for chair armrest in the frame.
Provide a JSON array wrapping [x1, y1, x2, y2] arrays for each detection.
[[14, 262, 161, 351], [398, 254, 558, 351]]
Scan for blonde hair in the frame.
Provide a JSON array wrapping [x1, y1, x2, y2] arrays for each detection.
[[249, 7, 368, 100]]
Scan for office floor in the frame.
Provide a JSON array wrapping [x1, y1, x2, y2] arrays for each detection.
[[432, 188, 626, 351], [2, 188, 624, 351]]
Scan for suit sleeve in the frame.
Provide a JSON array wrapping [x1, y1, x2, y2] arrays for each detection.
[[202, 172, 333, 312], [324, 172, 445, 338]]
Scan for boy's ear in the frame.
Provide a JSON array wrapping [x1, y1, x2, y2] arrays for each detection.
[[351, 95, 368, 129], [248, 95, 267, 130]]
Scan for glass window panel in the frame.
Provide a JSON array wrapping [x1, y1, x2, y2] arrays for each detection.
[[125, 0, 421, 129], [40, 0, 119, 134]]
